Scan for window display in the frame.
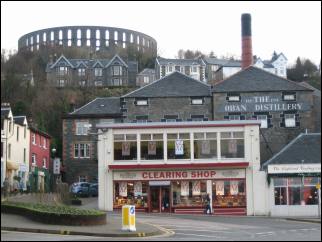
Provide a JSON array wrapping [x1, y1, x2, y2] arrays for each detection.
[[273, 177, 320, 206], [141, 134, 163, 160], [172, 181, 207, 207], [167, 133, 190, 159], [194, 132, 217, 159], [212, 180, 246, 207], [114, 181, 148, 209]]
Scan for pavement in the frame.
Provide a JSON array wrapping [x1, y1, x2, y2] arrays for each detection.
[[1, 213, 167, 238]]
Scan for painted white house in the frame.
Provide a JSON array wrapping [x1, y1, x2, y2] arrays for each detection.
[[98, 120, 268, 216], [1, 104, 30, 191], [254, 52, 287, 78]]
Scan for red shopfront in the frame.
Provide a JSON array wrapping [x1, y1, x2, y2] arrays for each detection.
[[111, 165, 248, 215]]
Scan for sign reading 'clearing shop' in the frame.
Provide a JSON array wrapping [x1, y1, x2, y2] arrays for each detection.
[[113, 169, 245, 181]]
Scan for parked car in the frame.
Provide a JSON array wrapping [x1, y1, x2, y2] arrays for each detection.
[[89, 183, 98, 197], [70, 182, 91, 197]]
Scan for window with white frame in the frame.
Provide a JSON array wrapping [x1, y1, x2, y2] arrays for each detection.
[[283, 92, 296, 101], [143, 76, 149, 84], [112, 66, 122, 76], [32, 153, 36, 165], [58, 66, 68, 76], [136, 99, 148, 106], [78, 68, 86, 76], [43, 138, 47, 149], [192, 65, 198, 73], [285, 114, 296, 127], [168, 66, 173, 72], [76, 122, 90, 135], [113, 134, 137, 160], [32, 134, 36, 145], [194, 132, 217, 159], [94, 68, 102, 77], [59, 79, 65, 87], [74, 143, 90, 158], [220, 132, 244, 158], [167, 133, 190, 159], [43, 157, 47, 168], [191, 98, 204, 105], [227, 95, 240, 102], [257, 115, 268, 128]]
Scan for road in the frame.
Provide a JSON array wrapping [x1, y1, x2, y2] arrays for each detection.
[[2, 213, 321, 241]]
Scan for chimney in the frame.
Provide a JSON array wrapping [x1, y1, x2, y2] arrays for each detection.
[[241, 13, 253, 69]]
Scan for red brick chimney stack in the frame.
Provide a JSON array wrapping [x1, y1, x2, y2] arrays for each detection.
[[241, 13, 253, 69]]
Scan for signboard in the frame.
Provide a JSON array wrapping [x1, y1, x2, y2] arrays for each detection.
[[114, 169, 246, 181], [122, 205, 136, 231], [53, 158, 61, 175], [175, 139, 184, 155], [149, 181, 171, 186], [268, 164, 321, 174], [218, 95, 310, 113]]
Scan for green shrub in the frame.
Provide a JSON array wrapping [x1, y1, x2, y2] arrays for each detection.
[[2, 201, 104, 216]]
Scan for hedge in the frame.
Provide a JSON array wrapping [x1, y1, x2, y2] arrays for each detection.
[[1, 202, 106, 226]]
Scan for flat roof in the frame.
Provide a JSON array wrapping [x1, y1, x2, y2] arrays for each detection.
[[96, 120, 261, 129]]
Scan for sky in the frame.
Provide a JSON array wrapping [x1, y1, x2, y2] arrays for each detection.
[[1, 1, 321, 66]]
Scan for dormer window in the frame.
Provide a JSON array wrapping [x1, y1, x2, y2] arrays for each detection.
[[227, 93, 240, 102], [58, 66, 68, 76], [78, 68, 86, 76], [283, 92, 296, 101], [135, 99, 148, 106], [191, 98, 204, 105], [95, 68, 102, 77]]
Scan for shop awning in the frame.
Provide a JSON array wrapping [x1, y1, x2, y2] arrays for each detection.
[[6, 160, 19, 170], [108, 162, 249, 170]]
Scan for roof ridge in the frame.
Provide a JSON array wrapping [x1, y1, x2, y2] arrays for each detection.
[[70, 98, 99, 114]]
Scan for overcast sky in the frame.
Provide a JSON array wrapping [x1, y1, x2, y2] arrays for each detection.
[[1, 1, 321, 66]]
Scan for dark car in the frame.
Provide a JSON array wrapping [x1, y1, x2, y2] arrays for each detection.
[[89, 183, 98, 197], [70, 182, 91, 197]]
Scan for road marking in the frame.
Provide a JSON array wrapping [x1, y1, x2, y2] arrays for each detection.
[[171, 228, 234, 233], [175, 232, 226, 239]]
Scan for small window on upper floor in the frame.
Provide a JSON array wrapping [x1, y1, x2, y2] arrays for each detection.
[[78, 68, 86, 76], [191, 98, 204, 105], [285, 114, 296, 128], [76, 121, 90, 135], [229, 115, 240, 121], [257, 115, 268, 128], [135, 99, 148, 106], [43, 138, 47, 149], [94, 68, 102, 77], [283, 92, 296, 101], [32, 133, 36, 145], [227, 94, 240, 102]]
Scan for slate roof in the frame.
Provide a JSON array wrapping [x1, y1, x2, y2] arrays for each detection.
[[203, 57, 241, 67], [156, 57, 205, 66], [46, 55, 137, 72], [1, 108, 11, 119], [29, 126, 52, 139], [69, 97, 121, 116], [212, 66, 312, 93], [138, 68, 155, 75], [262, 133, 321, 168], [123, 71, 211, 98], [299, 82, 321, 97], [13, 116, 26, 126]]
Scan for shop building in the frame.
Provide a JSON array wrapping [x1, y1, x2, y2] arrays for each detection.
[[262, 133, 321, 217], [98, 121, 267, 215]]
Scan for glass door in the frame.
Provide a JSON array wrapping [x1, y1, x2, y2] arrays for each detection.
[[161, 187, 170, 213], [150, 186, 160, 213]]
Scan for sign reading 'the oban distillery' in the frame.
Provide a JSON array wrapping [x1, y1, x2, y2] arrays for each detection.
[[219, 95, 311, 113]]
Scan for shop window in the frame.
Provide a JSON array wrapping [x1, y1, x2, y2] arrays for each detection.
[[114, 181, 148, 209], [167, 133, 190, 160], [172, 181, 207, 207], [114, 134, 137, 160], [212, 180, 246, 207], [220, 132, 244, 158], [141, 133, 163, 160], [194, 132, 217, 159]]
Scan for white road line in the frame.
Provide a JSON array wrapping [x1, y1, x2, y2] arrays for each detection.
[[175, 232, 226, 239], [171, 228, 234, 233]]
